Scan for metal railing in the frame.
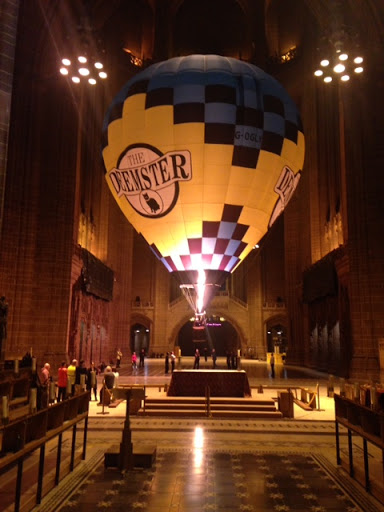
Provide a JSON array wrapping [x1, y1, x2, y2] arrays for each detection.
[[334, 393, 384, 500], [0, 391, 90, 512]]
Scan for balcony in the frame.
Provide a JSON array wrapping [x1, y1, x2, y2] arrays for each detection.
[[263, 301, 286, 309], [131, 300, 154, 310]]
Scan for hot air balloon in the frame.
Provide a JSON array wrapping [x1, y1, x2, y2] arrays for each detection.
[[102, 55, 305, 325]]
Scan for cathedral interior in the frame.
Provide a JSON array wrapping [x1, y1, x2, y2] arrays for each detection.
[[2, 2, 384, 511], [1, 1, 384, 379]]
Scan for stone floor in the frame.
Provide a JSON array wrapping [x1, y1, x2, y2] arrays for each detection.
[[4, 359, 384, 512]]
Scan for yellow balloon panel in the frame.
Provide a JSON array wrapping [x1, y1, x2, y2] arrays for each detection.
[[203, 144, 234, 166], [225, 186, 253, 206], [203, 185, 227, 205], [122, 94, 146, 118], [181, 202, 203, 224], [282, 132, 306, 171], [180, 183, 203, 203], [227, 166, 254, 188], [202, 203, 226, 221], [184, 220, 203, 241], [174, 123, 205, 145], [240, 209, 270, 238], [203, 163, 231, 187]]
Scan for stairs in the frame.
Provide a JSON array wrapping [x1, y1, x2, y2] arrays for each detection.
[[139, 396, 283, 419]]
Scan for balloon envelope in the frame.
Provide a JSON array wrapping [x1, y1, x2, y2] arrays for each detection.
[[102, 55, 305, 305]]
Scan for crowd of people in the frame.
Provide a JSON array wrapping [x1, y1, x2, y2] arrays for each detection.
[[36, 346, 150, 405], [164, 351, 176, 374], [162, 348, 238, 373], [36, 346, 246, 405], [37, 358, 119, 408]]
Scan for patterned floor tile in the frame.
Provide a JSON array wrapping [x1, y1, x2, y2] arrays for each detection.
[[48, 449, 382, 512]]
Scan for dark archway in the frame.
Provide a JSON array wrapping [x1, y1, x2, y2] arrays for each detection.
[[131, 323, 150, 355], [178, 317, 239, 356], [266, 321, 287, 354]]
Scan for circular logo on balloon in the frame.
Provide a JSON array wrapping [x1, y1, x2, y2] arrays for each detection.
[[107, 143, 192, 218], [139, 190, 164, 215]]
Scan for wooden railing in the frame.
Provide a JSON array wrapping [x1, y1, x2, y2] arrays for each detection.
[[0, 391, 90, 512]]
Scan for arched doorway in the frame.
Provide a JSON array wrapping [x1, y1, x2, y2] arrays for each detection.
[[266, 321, 287, 355], [130, 323, 150, 355], [178, 317, 239, 356]]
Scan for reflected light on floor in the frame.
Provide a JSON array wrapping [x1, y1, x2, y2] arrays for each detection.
[[193, 426, 204, 468]]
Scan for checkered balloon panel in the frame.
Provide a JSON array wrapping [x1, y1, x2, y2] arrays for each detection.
[[102, 55, 305, 274]]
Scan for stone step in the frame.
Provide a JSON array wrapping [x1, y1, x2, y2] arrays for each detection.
[[145, 397, 276, 406], [144, 403, 277, 412], [139, 408, 283, 419], [145, 403, 210, 410], [211, 410, 283, 418], [140, 396, 282, 418], [142, 408, 207, 417], [211, 404, 277, 411]]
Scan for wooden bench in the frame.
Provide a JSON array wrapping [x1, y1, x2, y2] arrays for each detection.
[[293, 385, 318, 410], [10, 377, 30, 407], [0, 377, 31, 422]]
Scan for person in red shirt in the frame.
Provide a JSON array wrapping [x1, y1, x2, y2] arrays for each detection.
[[57, 361, 68, 401]]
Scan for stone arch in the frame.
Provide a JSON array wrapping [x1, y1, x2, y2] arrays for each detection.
[[213, 311, 248, 351], [130, 313, 151, 330], [168, 310, 248, 355]]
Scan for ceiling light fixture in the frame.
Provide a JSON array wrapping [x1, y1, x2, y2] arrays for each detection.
[[60, 55, 107, 84], [314, 23, 364, 85]]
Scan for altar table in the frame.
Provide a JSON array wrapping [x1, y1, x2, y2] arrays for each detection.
[[167, 370, 252, 397]]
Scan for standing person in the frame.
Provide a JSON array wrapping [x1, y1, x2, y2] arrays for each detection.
[[139, 348, 145, 368], [131, 351, 137, 369], [75, 359, 88, 391], [116, 348, 122, 368], [270, 353, 275, 378], [40, 363, 51, 408], [165, 352, 169, 374], [170, 351, 176, 372], [211, 348, 217, 369], [231, 352, 236, 370], [226, 352, 231, 369], [41, 362, 51, 386], [204, 347, 208, 362], [193, 349, 200, 369], [99, 365, 115, 405], [67, 359, 77, 396], [0, 296, 8, 357], [57, 361, 68, 402], [87, 362, 98, 401]]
